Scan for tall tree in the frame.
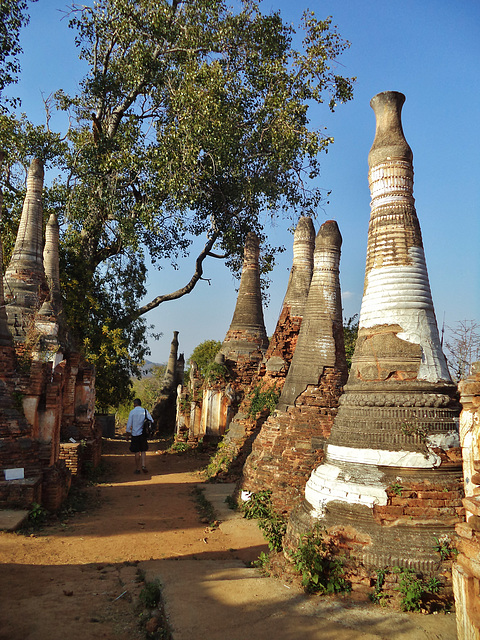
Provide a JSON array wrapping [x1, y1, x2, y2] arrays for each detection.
[[0, 0, 35, 108], [1, 0, 354, 407]]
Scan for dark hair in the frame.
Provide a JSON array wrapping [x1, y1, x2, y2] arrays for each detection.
[[133, 398, 141, 406]]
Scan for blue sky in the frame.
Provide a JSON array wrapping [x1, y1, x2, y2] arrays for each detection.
[[10, 0, 480, 363]]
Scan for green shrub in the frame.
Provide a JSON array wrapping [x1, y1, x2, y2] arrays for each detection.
[[291, 528, 351, 595], [242, 490, 286, 552], [139, 579, 162, 609], [203, 361, 229, 383], [394, 567, 442, 612]]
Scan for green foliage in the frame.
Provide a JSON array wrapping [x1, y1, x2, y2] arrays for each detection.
[[0, 0, 35, 106], [139, 579, 162, 609], [291, 528, 351, 594], [188, 340, 222, 377], [27, 502, 48, 528], [252, 551, 271, 572], [247, 385, 279, 418], [1, 0, 354, 408], [370, 568, 389, 605], [389, 482, 403, 497], [433, 535, 456, 561], [242, 490, 286, 552], [396, 569, 427, 612], [370, 567, 447, 612], [170, 441, 190, 453], [343, 314, 358, 371], [393, 567, 443, 612], [115, 365, 165, 426], [400, 420, 429, 443], [203, 361, 229, 384], [192, 486, 217, 525], [204, 439, 236, 479]]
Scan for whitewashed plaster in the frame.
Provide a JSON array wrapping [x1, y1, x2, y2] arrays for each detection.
[[359, 247, 451, 383], [427, 430, 460, 450], [327, 443, 440, 468], [305, 463, 388, 517]]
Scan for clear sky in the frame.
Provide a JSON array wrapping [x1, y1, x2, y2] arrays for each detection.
[[9, 0, 480, 364]]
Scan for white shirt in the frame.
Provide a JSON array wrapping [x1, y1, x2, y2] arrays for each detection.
[[126, 405, 153, 437]]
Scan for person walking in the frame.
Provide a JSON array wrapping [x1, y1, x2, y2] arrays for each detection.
[[126, 398, 153, 474]]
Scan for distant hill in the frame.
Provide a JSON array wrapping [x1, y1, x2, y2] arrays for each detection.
[[140, 360, 165, 378]]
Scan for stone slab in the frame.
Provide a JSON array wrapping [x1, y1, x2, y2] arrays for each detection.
[[0, 509, 29, 531]]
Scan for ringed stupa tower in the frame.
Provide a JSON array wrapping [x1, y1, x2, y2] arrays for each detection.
[[218, 232, 268, 363], [289, 91, 463, 572], [263, 216, 315, 378], [4, 158, 49, 338]]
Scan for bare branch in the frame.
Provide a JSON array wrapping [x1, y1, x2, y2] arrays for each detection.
[[125, 230, 220, 321]]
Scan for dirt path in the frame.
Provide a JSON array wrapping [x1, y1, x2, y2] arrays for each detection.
[[0, 439, 458, 640]]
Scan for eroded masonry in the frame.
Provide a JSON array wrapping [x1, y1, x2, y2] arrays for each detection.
[[0, 158, 99, 511]]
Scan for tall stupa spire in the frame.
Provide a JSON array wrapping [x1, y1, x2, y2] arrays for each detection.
[[43, 213, 62, 313], [219, 233, 268, 360], [278, 220, 346, 410], [0, 152, 13, 347], [241, 219, 347, 513], [4, 158, 48, 315], [264, 216, 315, 375], [282, 216, 315, 317], [293, 92, 463, 574], [162, 330, 179, 393]]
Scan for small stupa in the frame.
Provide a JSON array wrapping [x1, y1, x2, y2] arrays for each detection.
[[218, 233, 268, 362]]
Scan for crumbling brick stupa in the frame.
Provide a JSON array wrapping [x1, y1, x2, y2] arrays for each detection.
[[0, 158, 98, 511], [261, 216, 315, 383], [241, 220, 347, 514], [286, 91, 464, 574]]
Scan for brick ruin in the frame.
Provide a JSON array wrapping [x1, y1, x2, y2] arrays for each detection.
[[0, 157, 98, 512], [285, 91, 464, 575], [241, 220, 347, 514], [453, 362, 480, 639]]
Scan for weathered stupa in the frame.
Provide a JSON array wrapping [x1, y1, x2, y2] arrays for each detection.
[[4, 159, 49, 338], [277, 219, 347, 412], [0, 153, 13, 350], [241, 220, 347, 513], [153, 331, 182, 435], [263, 216, 315, 378], [218, 232, 268, 363], [287, 91, 464, 572]]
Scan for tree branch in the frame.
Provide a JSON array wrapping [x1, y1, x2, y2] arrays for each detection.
[[125, 230, 220, 322]]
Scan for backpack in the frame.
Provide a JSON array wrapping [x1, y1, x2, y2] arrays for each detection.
[[142, 409, 154, 439]]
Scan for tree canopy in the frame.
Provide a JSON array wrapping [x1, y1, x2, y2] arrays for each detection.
[[0, 0, 354, 408], [0, 0, 35, 105], [189, 339, 222, 378]]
